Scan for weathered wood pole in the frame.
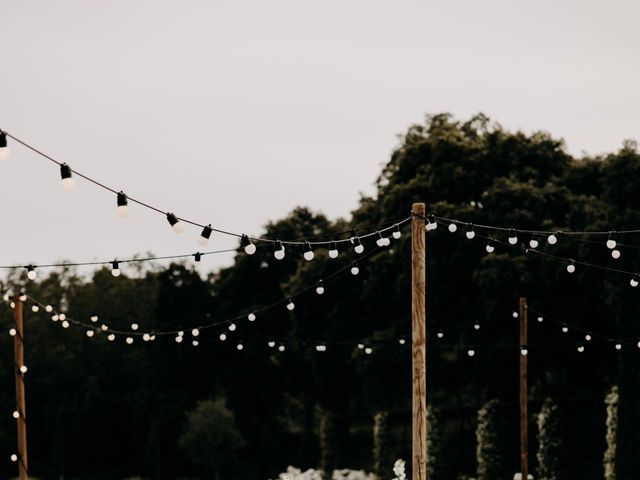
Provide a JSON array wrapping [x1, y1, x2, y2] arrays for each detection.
[[412, 202, 426, 480], [13, 298, 28, 480], [519, 297, 528, 479]]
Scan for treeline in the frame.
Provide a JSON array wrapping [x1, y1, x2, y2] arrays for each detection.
[[1, 114, 640, 479]]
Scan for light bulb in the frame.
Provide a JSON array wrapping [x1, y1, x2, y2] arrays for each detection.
[[86, 330, 94, 337], [192, 328, 199, 337], [365, 347, 373, 355], [10, 301, 15, 309], [615, 343, 622, 351], [466, 224, 475, 240], [425, 216, 438, 231], [631, 276, 639, 288], [101, 324, 108, 331], [513, 312, 519, 318], [392, 225, 401, 239], [562, 326, 569, 333], [278, 345, 286, 352], [175, 335, 183, 343], [436, 331, 444, 339], [316, 281, 325, 295], [473, 323, 480, 330], [228, 323, 237, 331], [62, 320, 69, 328], [60, 163, 76, 191], [219, 333, 227, 341], [52, 314, 59, 321], [166, 213, 185, 234], [108, 334, 116, 341], [12, 411, 19, 419], [19, 293, 26, 302], [606, 232, 617, 249], [328, 241, 339, 258], [467, 349, 475, 357], [90, 315, 98, 322], [143, 333, 150, 341], [198, 224, 212, 246], [59, 313, 66, 321], [537, 316, 543, 323], [448, 223, 457, 233], [358, 343, 365, 349], [242, 235, 256, 255], [111, 260, 120, 277], [529, 238, 539, 249], [19, 365, 27, 374], [353, 237, 364, 254], [273, 240, 285, 260], [508, 229, 518, 245], [547, 233, 558, 245], [131, 323, 139, 331], [399, 339, 406, 345], [192, 340, 199, 347], [26, 266, 37, 280], [31, 305, 39, 313], [316, 345, 327, 352], [520, 348, 528, 356], [0, 131, 10, 160], [9, 328, 16, 336], [376, 231, 387, 247], [237, 343, 244, 351], [10, 454, 17, 462], [248, 312, 256, 322], [126, 337, 134, 345], [45, 305, 53, 312], [286, 299, 295, 311], [612, 249, 621, 259], [116, 191, 130, 217], [268, 341, 275, 348], [577, 346, 585, 353], [351, 264, 360, 275], [585, 334, 592, 341], [303, 242, 314, 261], [567, 261, 576, 273], [485, 243, 495, 253]]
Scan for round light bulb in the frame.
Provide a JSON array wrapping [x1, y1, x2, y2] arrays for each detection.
[[9, 328, 16, 336], [520, 348, 528, 356], [329, 248, 339, 259], [51, 314, 59, 321], [615, 343, 622, 351], [61, 177, 76, 191], [143, 333, 150, 341], [562, 326, 569, 333], [192, 328, 199, 337], [59, 313, 66, 321], [577, 346, 585, 353], [10, 454, 17, 462], [86, 330, 94, 337], [286, 300, 295, 311], [237, 344, 244, 351], [365, 347, 373, 355], [304, 250, 314, 261], [219, 333, 227, 341], [31, 305, 39, 313], [248, 313, 256, 322], [508, 235, 518, 245], [91, 315, 98, 322], [529, 239, 539, 249], [436, 331, 444, 339], [12, 411, 19, 419], [0, 147, 11, 161], [274, 249, 285, 260], [116, 205, 130, 218], [45, 305, 53, 312], [175, 335, 183, 343], [547, 234, 558, 245], [27, 269, 37, 280], [243, 242, 256, 255], [567, 263, 576, 273], [192, 340, 199, 347], [197, 236, 209, 247], [19, 365, 27, 374], [351, 266, 360, 275], [126, 337, 134, 345], [537, 316, 543, 323], [131, 323, 139, 331], [316, 285, 325, 295], [607, 239, 617, 249], [473, 323, 480, 330], [612, 249, 621, 259], [467, 349, 475, 357], [108, 334, 116, 341], [228, 323, 237, 331], [631, 277, 639, 288], [112, 268, 121, 277], [101, 324, 108, 331], [392, 230, 401, 240], [62, 320, 69, 328], [485, 244, 495, 253], [172, 221, 185, 234], [278, 345, 286, 352], [268, 341, 275, 348], [585, 334, 592, 341], [448, 223, 457, 233], [354, 244, 364, 254], [466, 230, 475, 240]]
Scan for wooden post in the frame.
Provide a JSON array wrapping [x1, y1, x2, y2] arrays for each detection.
[[13, 298, 28, 480], [519, 297, 528, 480], [412, 202, 426, 480]]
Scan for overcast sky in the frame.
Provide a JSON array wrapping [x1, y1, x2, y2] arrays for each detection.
[[1, 0, 639, 276]]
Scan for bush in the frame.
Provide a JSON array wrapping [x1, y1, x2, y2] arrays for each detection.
[[476, 399, 508, 480], [536, 398, 565, 480], [604, 386, 619, 480]]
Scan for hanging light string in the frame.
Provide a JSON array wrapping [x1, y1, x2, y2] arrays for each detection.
[[0, 130, 411, 247], [2, 242, 394, 341]]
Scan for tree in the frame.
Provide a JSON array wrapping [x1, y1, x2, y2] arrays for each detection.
[[426, 407, 447, 480], [604, 386, 619, 480], [476, 399, 508, 480], [372, 411, 391, 479], [178, 398, 245, 478], [536, 398, 565, 480]]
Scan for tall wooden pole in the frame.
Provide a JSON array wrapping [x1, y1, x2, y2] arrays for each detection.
[[412, 202, 426, 480], [13, 298, 28, 480], [519, 297, 528, 480]]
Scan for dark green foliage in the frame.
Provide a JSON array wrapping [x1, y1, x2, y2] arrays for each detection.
[[178, 398, 245, 477], [604, 386, 618, 480], [373, 411, 391, 478], [536, 398, 566, 480], [426, 407, 447, 480], [476, 399, 508, 480], [319, 410, 336, 479]]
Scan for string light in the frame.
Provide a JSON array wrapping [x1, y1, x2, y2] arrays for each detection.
[[376, 231, 387, 247], [86, 330, 94, 338], [60, 163, 75, 191], [303, 242, 314, 261], [192, 340, 199, 347], [512, 312, 519, 318], [19, 365, 27, 374], [465, 224, 475, 240], [19, 293, 26, 302], [473, 322, 480, 330], [631, 276, 639, 288], [273, 240, 286, 260], [547, 233, 558, 245], [425, 216, 438, 231], [175, 335, 183, 343], [316, 344, 327, 352], [198, 225, 213, 246], [228, 323, 237, 331], [52, 314, 59, 321], [12, 411, 19, 419], [111, 261, 120, 277], [131, 323, 139, 331], [0, 131, 10, 160], [353, 236, 364, 254], [328, 241, 339, 259], [436, 330, 444, 339], [62, 320, 69, 328], [126, 337, 134, 345], [278, 344, 286, 352], [520, 347, 528, 356], [247, 312, 256, 322], [268, 341, 276, 348], [31, 305, 39, 313], [107, 334, 116, 341], [9, 329, 16, 337], [508, 229, 518, 245], [241, 235, 256, 255], [529, 238, 539, 249], [485, 241, 495, 253], [467, 349, 475, 357], [315, 281, 325, 295], [143, 333, 151, 342], [219, 333, 227, 341], [562, 325, 569, 333], [399, 339, 406, 345], [615, 343, 622, 351], [116, 191, 130, 218], [286, 299, 295, 311], [577, 345, 585, 353], [192, 328, 199, 337], [606, 232, 617, 249], [45, 305, 53, 313], [59, 313, 66, 321], [392, 225, 401, 239], [10, 454, 17, 463], [365, 347, 373, 355], [612, 249, 621, 259], [585, 334, 592, 341], [26, 265, 37, 280], [236, 343, 244, 351], [566, 260, 576, 274], [101, 324, 108, 331], [448, 223, 457, 233], [537, 316, 543, 323], [166, 213, 185, 234], [350, 263, 360, 276]]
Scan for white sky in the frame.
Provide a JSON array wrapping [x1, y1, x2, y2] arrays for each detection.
[[1, 0, 639, 275]]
